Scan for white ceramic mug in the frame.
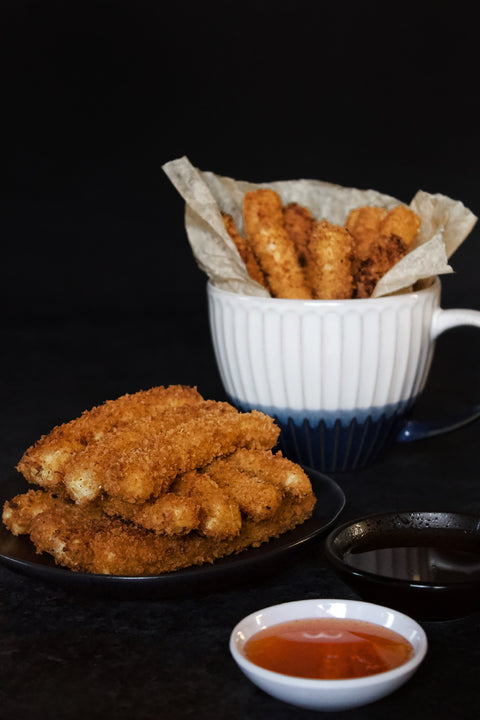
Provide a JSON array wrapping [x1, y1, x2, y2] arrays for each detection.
[[207, 277, 480, 472]]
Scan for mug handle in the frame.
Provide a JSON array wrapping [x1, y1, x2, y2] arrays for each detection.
[[397, 307, 480, 442]]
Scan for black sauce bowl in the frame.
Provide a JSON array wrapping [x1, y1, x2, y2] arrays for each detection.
[[324, 511, 480, 621]]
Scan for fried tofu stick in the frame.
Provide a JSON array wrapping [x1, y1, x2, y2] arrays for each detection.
[[99, 474, 239, 541], [283, 202, 314, 266], [226, 449, 313, 498], [306, 220, 355, 299], [62, 402, 279, 505], [94, 449, 303, 536], [243, 189, 312, 299], [3, 488, 316, 575], [172, 472, 242, 540], [354, 236, 408, 298], [2, 489, 73, 535], [101, 493, 201, 537], [379, 205, 421, 249], [206, 457, 283, 521], [347, 205, 420, 297], [345, 206, 388, 262], [17, 385, 205, 491], [346, 205, 420, 261], [221, 212, 268, 288]]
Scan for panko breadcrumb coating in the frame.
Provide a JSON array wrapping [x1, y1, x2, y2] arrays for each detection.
[[3, 487, 316, 576], [17, 385, 205, 490], [306, 220, 355, 299], [345, 206, 388, 263], [355, 235, 408, 298], [224, 189, 421, 299], [243, 189, 312, 299], [221, 212, 267, 289], [283, 202, 315, 266], [95, 449, 312, 537], [346, 204, 420, 296], [18, 393, 279, 505], [3, 386, 316, 575]]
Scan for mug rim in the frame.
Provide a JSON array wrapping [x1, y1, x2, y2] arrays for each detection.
[[207, 275, 439, 305]]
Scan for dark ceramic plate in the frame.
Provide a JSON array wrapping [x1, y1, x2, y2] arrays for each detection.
[[0, 469, 345, 599], [324, 511, 480, 621]]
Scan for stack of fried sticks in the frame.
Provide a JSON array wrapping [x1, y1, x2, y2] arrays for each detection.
[[222, 189, 421, 299], [3, 386, 316, 575]]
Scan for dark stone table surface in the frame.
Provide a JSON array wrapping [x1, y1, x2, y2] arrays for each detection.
[[1, 290, 479, 720]]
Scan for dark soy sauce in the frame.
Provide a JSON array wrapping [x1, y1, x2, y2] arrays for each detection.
[[345, 535, 480, 584]]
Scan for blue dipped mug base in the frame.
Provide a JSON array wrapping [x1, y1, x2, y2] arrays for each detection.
[[232, 398, 480, 473]]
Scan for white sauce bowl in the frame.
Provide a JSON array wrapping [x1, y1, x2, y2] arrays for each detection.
[[229, 598, 428, 711]]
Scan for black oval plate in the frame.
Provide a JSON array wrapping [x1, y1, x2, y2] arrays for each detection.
[[325, 511, 480, 620], [0, 469, 345, 598]]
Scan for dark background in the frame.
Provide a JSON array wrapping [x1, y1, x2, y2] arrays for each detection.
[[2, 0, 479, 457], [1, 2, 479, 719], [3, 0, 480, 319], [2, 0, 480, 431]]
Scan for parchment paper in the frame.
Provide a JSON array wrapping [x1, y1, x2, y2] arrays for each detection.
[[163, 155, 477, 298]]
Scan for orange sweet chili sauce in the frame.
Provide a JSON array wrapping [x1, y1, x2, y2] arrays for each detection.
[[243, 618, 414, 680]]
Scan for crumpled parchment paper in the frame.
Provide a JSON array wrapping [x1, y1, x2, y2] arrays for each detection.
[[163, 155, 477, 298]]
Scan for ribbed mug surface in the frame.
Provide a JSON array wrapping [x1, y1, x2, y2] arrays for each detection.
[[208, 279, 439, 471]]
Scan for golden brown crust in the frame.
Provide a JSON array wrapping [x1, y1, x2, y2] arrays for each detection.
[[16, 395, 280, 506], [172, 472, 242, 540], [226, 449, 313, 498], [354, 235, 408, 298], [100, 493, 201, 536], [206, 456, 284, 521], [3, 385, 317, 576], [282, 202, 315, 266], [229, 194, 421, 300], [221, 212, 268, 288], [243, 189, 312, 299], [17, 385, 205, 488], [345, 206, 388, 263], [306, 220, 355, 299], [4, 488, 316, 575], [379, 206, 421, 249], [346, 205, 419, 297], [84, 449, 311, 537]]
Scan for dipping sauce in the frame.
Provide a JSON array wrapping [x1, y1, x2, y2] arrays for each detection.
[[243, 618, 413, 679], [344, 543, 480, 584]]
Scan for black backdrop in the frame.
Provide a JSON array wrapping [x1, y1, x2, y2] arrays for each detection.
[[3, 1, 480, 312], [1, 0, 479, 457]]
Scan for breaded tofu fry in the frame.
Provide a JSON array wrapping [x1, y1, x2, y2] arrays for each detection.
[[61, 402, 216, 504], [227, 449, 313, 498], [221, 212, 267, 288], [306, 220, 354, 299], [243, 189, 312, 299], [243, 188, 284, 232], [3, 383, 317, 577], [17, 385, 205, 490], [206, 457, 283, 521], [379, 206, 421, 249], [62, 402, 279, 505], [346, 204, 420, 296], [355, 235, 408, 298], [346, 205, 420, 257], [4, 487, 316, 575], [96, 449, 306, 534], [101, 493, 201, 536], [172, 472, 242, 540], [2, 489, 68, 536], [283, 202, 315, 266], [345, 206, 388, 262]]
